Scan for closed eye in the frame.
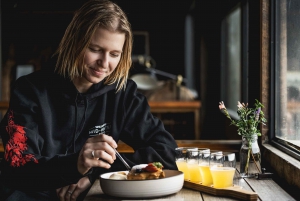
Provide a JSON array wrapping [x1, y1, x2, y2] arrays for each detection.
[[88, 47, 101, 52], [110, 53, 120, 58], [88, 45, 121, 58]]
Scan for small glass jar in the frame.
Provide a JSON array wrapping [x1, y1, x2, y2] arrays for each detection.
[[239, 134, 261, 178]]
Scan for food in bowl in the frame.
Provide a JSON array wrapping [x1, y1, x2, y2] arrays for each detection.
[[107, 162, 166, 180], [100, 169, 184, 198], [109, 172, 127, 180], [127, 162, 165, 180]]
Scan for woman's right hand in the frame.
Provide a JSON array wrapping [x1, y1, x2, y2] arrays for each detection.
[[77, 134, 117, 175]]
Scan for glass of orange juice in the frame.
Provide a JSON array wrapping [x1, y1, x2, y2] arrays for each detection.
[[210, 152, 236, 188], [175, 147, 197, 181], [186, 149, 201, 183], [199, 149, 213, 186]]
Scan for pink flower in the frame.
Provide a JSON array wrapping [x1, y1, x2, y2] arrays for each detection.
[[219, 101, 226, 110], [237, 101, 248, 110], [237, 101, 243, 109]]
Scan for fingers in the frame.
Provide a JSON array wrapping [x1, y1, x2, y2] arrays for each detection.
[[56, 184, 76, 201], [66, 184, 77, 201], [56, 178, 91, 201], [67, 186, 78, 201], [78, 134, 117, 175], [70, 177, 91, 200], [85, 134, 117, 161], [90, 143, 116, 161]]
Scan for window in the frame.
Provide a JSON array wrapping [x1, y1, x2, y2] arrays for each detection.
[[272, 0, 300, 159], [221, 4, 242, 118]]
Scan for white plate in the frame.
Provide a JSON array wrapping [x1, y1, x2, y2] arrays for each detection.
[[99, 169, 184, 198]]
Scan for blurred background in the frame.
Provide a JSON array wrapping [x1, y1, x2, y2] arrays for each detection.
[[0, 0, 256, 140]]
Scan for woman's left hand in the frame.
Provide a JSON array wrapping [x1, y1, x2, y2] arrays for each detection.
[[56, 176, 91, 201]]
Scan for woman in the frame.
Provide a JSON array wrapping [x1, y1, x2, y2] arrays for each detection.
[[0, 0, 178, 200]]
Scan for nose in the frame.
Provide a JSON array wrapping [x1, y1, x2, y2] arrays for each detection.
[[97, 53, 109, 68]]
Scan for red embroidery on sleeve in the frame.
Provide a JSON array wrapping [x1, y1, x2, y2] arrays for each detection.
[[4, 110, 38, 167]]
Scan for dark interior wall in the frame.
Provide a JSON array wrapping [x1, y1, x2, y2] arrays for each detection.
[[1, 0, 244, 139], [1, 0, 194, 81], [115, 0, 192, 77], [1, 0, 238, 84], [1, 1, 77, 70]]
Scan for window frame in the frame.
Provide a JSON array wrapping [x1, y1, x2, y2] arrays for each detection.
[[269, 0, 300, 161]]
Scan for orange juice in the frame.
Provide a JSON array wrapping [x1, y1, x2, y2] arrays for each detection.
[[187, 162, 201, 183], [210, 167, 235, 188], [176, 160, 190, 181], [199, 164, 213, 186]]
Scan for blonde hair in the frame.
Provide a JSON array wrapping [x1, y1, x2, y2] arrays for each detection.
[[54, 0, 132, 92]]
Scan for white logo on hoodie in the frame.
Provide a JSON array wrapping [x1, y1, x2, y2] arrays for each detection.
[[89, 123, 112, 137]]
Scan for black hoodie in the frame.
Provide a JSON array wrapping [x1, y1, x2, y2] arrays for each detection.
[[0, 67, 178, 193]]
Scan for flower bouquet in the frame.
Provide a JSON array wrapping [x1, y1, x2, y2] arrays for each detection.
[[219, 99, 267, 177]]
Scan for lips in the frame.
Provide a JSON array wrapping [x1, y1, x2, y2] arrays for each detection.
[[90, 67, 107, 76], [92, 67, 106, 73]]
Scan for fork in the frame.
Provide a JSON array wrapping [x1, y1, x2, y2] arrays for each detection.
[[91, 133, 132, 171], [114, 148, 131, 171]]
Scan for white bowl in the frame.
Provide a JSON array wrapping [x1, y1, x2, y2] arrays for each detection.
[[99, 169, 184, 198]]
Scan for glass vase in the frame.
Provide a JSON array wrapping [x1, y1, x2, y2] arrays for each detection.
[[239, 135, 261, 178]]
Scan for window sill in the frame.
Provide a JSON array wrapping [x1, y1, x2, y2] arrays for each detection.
[[262, 143, 300, 195]]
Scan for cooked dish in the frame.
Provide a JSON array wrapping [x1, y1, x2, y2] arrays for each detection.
[[127, 162, 165, 180], [109, 172, 127, 180]]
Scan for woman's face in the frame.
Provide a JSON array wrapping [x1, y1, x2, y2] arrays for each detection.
[[73, 27, 125, 93]]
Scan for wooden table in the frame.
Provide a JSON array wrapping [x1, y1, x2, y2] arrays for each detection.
[[84, 163, 295, 201]]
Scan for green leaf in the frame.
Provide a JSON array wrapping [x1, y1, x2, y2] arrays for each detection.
[[152, 162, 163, 168]]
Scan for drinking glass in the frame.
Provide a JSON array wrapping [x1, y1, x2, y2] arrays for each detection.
[[210, 152, 236, 188], [175, 147, 197, 181], [223, 152, 236, 168], [186, 148, 209, 183], [198, 149, 213, 186], [186, 149, 201, 183]]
